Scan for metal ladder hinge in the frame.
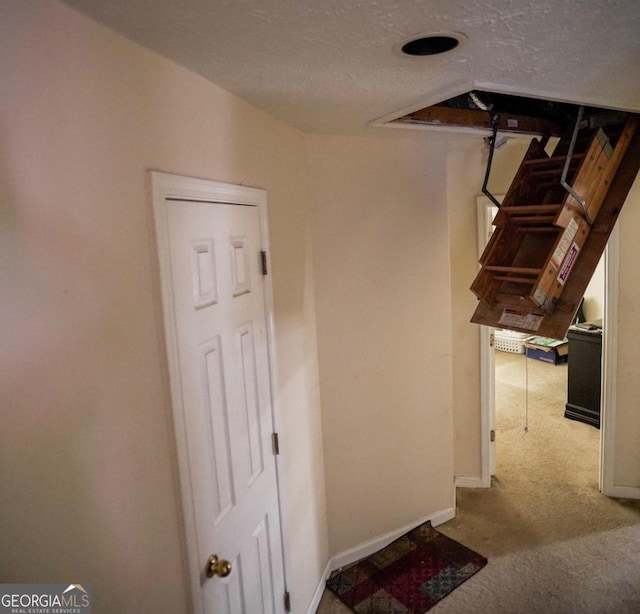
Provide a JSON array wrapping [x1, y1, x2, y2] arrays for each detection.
[[260, 250, 268, 276], [284, 591, 291, 612], [272, 432, 280, 456]]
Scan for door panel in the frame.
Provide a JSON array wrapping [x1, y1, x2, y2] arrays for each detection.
[[201, 335, 234, 525]]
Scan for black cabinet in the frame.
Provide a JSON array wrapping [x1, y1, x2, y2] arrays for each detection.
[[565, 325, 602, 428]]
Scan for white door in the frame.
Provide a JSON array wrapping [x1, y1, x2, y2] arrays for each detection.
[[151, 173, 286, 614]]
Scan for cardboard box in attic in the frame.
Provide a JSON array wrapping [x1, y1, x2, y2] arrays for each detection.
[[524, 336, 569, 365]]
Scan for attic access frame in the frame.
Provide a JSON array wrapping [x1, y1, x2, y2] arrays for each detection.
[[370, 84, 611, 137]]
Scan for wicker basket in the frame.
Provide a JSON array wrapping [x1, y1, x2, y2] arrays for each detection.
[[494, 329, 530, 354]]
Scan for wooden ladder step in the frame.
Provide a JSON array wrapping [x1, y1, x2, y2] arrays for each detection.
[[485, 266, 541, 275], [537, 179, 568, 189], [493, 275, 537, 284], [501, 204, 562, 214], [483, 264, 542, 287], [524, 156, 584, 183], [523, 153, 584, 168], [509, 215, 557, 223], [530, 168, 574, 180], [494, 204, 564, 227], [494, 293, 541, 308]]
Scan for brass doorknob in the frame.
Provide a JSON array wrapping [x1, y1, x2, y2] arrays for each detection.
[[206, 554, 232, 578]]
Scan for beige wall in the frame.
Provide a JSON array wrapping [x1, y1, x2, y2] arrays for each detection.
[[447, 138, 532, 479], [307, 132, 458, 556], [0, 2, 327, 612], [583, 257, 605, 322]]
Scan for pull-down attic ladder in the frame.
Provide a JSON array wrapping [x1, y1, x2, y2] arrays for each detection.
[[471, 113, 640, 338]]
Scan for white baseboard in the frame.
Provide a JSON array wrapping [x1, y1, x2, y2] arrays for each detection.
[[603, 484, 640, 500], [455, 476, 485, 488], [307, 506, 456, 612], [306, 559, 333, 614], [328, 507, 456, 572]]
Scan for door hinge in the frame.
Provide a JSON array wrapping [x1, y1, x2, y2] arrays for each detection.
[[284, 590, 291, 612], [272, 432, 280, 455], [260, 250, 268, 276], [489, 332, 495, 348], [490, 429, 496, 442]]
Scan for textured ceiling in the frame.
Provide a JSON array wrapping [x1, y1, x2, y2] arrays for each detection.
[[59, 0, 640, 135]]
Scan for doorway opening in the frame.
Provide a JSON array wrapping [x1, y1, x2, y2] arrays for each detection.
[[492, 286, 601, 498], [478, 196, 617, 494]]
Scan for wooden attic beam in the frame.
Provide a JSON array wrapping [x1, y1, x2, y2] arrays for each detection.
[[398, 105, 564, 136]]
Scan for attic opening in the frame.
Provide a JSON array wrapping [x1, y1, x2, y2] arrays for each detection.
[[392, 89, 629, 137]]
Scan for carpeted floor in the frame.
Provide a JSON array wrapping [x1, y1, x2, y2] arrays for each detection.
[[317, 350, 640, 613]]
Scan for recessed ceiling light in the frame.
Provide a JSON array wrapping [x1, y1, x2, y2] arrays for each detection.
[[399, 33, 466, 56]]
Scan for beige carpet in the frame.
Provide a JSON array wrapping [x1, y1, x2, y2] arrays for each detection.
[[317, 350, 640, 613]]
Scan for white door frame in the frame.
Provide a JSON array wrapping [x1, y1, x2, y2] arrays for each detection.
[[478, 196, 619, 496], [148, 171, 291, 612], [600, 224, 637, 498], [477, 197, 499, 487]]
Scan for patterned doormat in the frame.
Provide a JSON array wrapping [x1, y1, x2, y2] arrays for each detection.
[[326, 521, 487, 613]]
